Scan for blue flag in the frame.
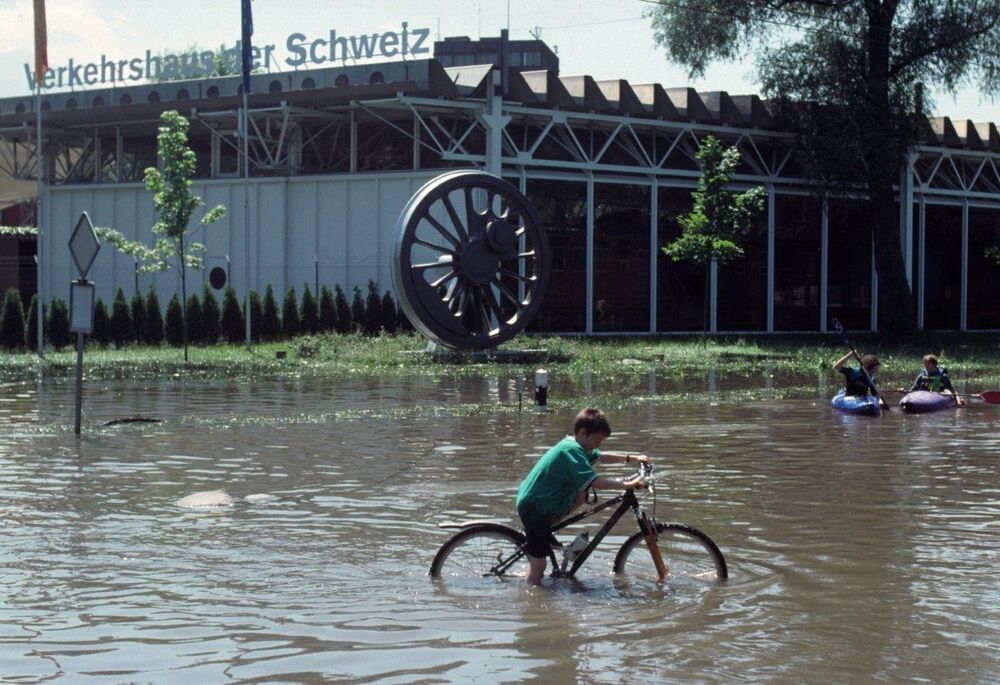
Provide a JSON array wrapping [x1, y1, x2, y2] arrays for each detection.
[[241, 0, 253, 93]]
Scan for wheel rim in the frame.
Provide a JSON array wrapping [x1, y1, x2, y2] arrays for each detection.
[[392, 170, 551, 349], [617, 527, 725, 586], [432, 530, 528, 581]]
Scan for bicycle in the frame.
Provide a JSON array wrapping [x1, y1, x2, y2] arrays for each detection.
[[429, 464, 728, 585]]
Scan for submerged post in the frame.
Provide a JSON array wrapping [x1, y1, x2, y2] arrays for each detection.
[[68, 212, 100, 435]]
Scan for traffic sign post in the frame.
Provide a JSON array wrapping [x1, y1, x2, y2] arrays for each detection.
[[68, 212, 100, 435]]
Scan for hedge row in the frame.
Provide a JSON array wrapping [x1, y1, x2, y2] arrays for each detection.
[[0, 280, 412, 351]]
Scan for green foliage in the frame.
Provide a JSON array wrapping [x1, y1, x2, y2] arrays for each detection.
[[300, 284, 319, 335], [350, 287, 366, 332], [0, 288, 26, 350], [381, 291, 398, 334], [221, 285, 245, 343], [110, 288, 134, 348], [145, 290, 165, 345], [130, 292, 147, 344], [24, 294, 40, 351], [92, 298, 111, 346], [281, 286, 300, 338], [165, 294, 184, 346], [364, 280, 383, 335], [185, 292, 204, 345], [201, 285, 221, 345], [334, 284, 351, 334], [319, 285, 336, 332], [261, 285, 281, 341], [662, 136, 765, 266], [48, 298, 71, 350], [249, 290, 265, 342]]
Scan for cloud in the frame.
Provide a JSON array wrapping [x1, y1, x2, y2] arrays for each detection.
[[0, 0, 142, 60]]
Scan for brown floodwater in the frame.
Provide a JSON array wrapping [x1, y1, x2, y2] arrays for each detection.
[[1, 374, 998, 683]]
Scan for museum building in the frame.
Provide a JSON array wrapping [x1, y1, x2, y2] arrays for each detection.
[[1, 35, 999, 335]]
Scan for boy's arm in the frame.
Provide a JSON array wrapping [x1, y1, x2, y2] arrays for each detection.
[[590, 475, 645, 491], [907, 373, 922, 392], [833, 351, 856, 372], [599, 451, 650, 465]]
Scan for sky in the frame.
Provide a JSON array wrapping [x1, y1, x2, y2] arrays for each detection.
[[1, 0, 997, 123]]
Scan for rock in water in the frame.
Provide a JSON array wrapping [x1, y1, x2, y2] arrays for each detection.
[[175, 489, 235, 508]]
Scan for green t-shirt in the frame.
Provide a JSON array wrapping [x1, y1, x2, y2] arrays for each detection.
[[515, 436, 601, 530]]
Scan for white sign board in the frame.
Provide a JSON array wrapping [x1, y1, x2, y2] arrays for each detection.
[[69, 281, 96, 333]]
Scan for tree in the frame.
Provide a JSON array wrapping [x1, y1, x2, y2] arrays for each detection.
[[319, 285, 336, 332], [646, 1, 1000, 336], [201, 284, 221, 345], [110, 288, 135, 348], [185, 293, 204, 345], [0, 288, 25, 350], [165, 294, 184, 346], [662, 135, 765, 336], [130, 291, 147, 344], [146, 290, 165, 345], [48, 298, 71, 350], [221, 285, 245, 343], [351, 287, 366, 332], [300, 284, 319, 335], [281, 286, 300, 338], [24, 294, 41, 351], [364, 280, 382, 335], [142, 110, 226, 360], [261, 285, 281, 340], [249, 291, 265, 342], [381, 290, 398, 334], [334, 284, 351, 334], [92, 298, 111, 346]]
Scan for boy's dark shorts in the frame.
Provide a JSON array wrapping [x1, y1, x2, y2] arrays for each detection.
[[523, 527, 559, 558]]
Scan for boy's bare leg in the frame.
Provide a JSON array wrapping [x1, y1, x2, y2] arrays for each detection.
[[526, 555, 547, 585]]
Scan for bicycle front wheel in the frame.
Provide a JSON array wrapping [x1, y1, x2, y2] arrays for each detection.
[[429, 523, 527, 581], [613, 523, 728, 585]]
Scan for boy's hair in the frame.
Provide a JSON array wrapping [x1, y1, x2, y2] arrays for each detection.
[[922, 354, 938, 366], [573, 408, 611, 436], [859, 354, 880, 370]]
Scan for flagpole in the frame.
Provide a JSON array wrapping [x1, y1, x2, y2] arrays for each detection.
[[243, 90, 251, 347], [35, 83, 44, 356]]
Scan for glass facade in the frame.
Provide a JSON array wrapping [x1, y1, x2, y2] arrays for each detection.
[[717, 202, 768, 331], [923, 204, 962, 330], [593, 183, 650, 332], [967, 208, 1000, 329], [656, 186, 704, 331], [774, 195, 822, 331], [827, 199, 871, 331], [526, 179, 587, 332]]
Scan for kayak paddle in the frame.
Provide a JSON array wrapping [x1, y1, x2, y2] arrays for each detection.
[[832, 318, 888, 412]]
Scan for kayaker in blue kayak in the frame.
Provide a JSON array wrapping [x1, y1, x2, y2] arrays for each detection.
[[833, 351, 889, 409], [903, 354, 966, 406]]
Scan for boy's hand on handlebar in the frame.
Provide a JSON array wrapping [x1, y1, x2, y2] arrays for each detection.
[[623, 475, 647, 491]]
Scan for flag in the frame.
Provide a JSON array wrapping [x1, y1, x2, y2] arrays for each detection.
[[241, 0, 253, 93], [33, 0, 48, 85]]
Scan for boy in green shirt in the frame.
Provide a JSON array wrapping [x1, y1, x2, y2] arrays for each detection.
[[516, 408, 649, 585]]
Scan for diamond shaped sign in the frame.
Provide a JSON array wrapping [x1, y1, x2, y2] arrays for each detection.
[[68, 212, 100, 279]]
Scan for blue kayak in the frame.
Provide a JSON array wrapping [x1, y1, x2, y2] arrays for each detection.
[[899, 390, 958, 414], [831, 390, 882, 416]]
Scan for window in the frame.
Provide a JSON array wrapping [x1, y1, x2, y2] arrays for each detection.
[[269, 80, 282, 93]]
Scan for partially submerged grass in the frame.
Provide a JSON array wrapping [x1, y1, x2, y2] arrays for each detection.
[[1, 331, 998, 390]]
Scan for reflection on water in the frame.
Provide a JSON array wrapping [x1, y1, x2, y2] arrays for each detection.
[[1, 375, 999, 682]]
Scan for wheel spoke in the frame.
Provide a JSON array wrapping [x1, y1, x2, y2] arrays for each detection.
[[483, 285, 507, 324], [442, 195, 470, 243], [492, 278, 521, 308], [500, 268, 536, 284], [430, 270, 457, 288], [423, 214, 461, 249], [412, 256, 454, 271], [413, 237, 456, 255]]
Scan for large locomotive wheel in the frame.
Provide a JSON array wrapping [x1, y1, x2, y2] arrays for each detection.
[[391, 170, 551, 349]]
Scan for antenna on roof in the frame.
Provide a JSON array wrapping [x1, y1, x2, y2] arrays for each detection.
[[436, 18, 441, 41], [530, 26, 542, 40]]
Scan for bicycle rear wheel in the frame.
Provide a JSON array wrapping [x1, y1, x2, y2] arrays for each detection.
[[613, 523, 728, 585], [429, 523, 528, 581]]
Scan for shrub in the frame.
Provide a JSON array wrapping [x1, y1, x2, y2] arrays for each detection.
[[300, 284, 319, 334], [221, 285, 244, 343], [334, 284, 351, 334], [281, 286, 300, 338], [92, 298, 111, 346], [381, 291, 398, 334], [201, 284, 221, 345], [364, 280, 382, 335], [146, 289, 164, 345], [48, 298, 71, 350], [319, 285, 336, 332], [24, 294, 41, 351], [0, 288, 26, 350], [185, 292, 203, 345], [130, 291, 147, 344], [262, 285, 280, 341], [165, 294, 184, 346], [249, 290, 265, 342], [351, 287, 365, 332]]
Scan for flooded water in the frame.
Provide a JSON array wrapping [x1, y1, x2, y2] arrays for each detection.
[[1, 374, 999, 682]]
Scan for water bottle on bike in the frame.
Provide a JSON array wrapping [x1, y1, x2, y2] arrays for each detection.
[[560, 532, 590, 574]]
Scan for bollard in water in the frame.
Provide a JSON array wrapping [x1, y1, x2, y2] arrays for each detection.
[[534, 369, 548, 408]]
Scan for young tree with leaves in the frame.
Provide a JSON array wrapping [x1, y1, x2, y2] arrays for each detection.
[[646, 1, 1000, 335], [662, 136, 765, 336]]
